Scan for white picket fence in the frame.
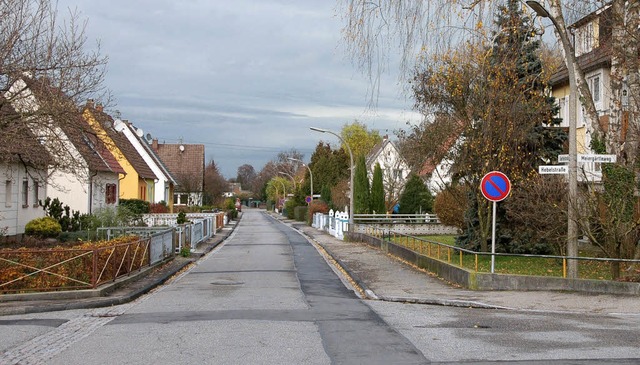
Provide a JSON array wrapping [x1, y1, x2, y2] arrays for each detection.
[[312, 209, 350, 240], [311, 211, 459, 239]]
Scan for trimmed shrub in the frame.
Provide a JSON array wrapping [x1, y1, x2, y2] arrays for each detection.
[[294, 206, 308, 222], [118, 199, 150, 215], [285, 200, 297, 219], [25, 217, 62, 238], [433, 185, 467, 231]]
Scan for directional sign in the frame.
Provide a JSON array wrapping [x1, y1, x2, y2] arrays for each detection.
[[539, 165, 569, 174], [480, 171, 511, 202]]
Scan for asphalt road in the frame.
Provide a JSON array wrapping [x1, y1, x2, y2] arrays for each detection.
[[1, 209, 639, 364]]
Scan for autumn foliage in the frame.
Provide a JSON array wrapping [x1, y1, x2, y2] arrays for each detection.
[[0, 236, 150, 293]]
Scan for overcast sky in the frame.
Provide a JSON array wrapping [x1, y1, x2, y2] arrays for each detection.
[[56, 0, 421, 178]]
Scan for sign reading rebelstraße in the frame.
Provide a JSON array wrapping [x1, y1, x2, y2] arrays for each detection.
[[539, 165, 569, 174]]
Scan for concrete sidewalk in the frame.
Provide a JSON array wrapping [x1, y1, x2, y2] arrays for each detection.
[[276, 215, 640, 316]]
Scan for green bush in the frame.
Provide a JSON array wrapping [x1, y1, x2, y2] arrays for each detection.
[[177, 211, 187, 224], [118, 199, 150, 215], [284, 200, 297, 219], [25, 217, 62, 238], [294, 206, 308, 222]]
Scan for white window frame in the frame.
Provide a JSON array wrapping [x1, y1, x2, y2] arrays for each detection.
[[588, 73, 602, 107]]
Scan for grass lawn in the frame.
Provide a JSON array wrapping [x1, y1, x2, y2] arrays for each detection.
[[388, 234, 618, 280]]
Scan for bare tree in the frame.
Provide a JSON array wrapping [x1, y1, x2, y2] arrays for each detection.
[[204, 159, 228, 206], [236, 164, 256, 190], [1, 0, 109, 183]]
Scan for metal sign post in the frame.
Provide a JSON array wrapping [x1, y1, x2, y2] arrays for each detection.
[[480, 171, 511, 274]]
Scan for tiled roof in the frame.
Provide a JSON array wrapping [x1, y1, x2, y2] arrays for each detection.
[[15, 76, 124, 174], [84, 106, 157, 180], [0, 98, 51, 168], [128, 129, 178, 185], [60, 113, 126, 175], [154, 143, 204, 191], [549, 43, 612, 86]]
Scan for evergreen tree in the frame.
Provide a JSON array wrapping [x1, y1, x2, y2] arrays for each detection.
[[370, 163, 386, 214], [398, 174, 433, 214], [459, 0, 567, 252], [321, 185, 332, 206], [353, 155, 371, 214]]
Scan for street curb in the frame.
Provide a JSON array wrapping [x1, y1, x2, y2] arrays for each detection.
[[272, 214, 520, 311]]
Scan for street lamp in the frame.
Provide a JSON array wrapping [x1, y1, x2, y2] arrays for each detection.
[[310, 127, 354, 225], [288, 157, 313, 203], [276, 178, 286, 214], [278, 171, 297, 190], [526, 0, 579, 278]]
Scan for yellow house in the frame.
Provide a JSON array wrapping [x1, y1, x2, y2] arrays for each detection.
[[83, 102, 158, 202]]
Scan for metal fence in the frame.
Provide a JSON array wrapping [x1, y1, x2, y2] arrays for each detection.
[[359, 226, 640, 281], [0, 229, 175, 293]]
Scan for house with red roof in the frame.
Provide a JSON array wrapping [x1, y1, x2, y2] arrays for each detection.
[[151, 140, 204, 207]]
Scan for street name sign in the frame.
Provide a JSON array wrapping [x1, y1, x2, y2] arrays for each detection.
[[557, 154, 617, 164], [539, 165, 569, 174], [578, 154, 617, 163]]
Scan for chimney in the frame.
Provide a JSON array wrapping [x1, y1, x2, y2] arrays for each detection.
[[86, 99, 94, 109], [96, 103, 103, 112], [152, 138, 159, 151]]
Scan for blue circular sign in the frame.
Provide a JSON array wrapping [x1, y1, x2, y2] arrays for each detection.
[[480, 171, 511, 202]]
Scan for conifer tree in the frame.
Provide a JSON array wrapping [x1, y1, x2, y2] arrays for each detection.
[[353, 155, 371, 214], [370, 163, 386, 214], [398, 174, 433, 214]]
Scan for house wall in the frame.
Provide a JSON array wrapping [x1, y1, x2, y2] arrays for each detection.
[[119, 125, 170, 205], [47, 168, 90, 214], [0, 163, 46, 235], [89, 171, 120, 213], [367, 141, 411, 210]]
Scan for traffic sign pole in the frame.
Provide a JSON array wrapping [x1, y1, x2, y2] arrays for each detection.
[[491, 201, 497, 273], [480, 171, 511, 274]]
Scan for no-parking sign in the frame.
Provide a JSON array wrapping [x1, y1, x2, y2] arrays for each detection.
[[480, 171, 511, 202]]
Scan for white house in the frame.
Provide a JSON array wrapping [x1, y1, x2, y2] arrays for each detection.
[[117, 120, 178, 206], [366, 135, 411, 212], [0, 100, 50, 236], [6, 77, 125, 215]]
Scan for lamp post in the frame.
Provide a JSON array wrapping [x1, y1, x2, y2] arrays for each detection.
[[277, 178, 286, 213], [526, 0, 578, 278], [310, 127, 354, 225], [288, 157, 313, 203], [278, 171, 297, 190]]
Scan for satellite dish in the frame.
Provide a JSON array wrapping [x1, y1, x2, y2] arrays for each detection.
[[145, 133, 153, 142], [113, 119, 126, 132], [179, 145, 185, 152], [136, 128, 144, 137]]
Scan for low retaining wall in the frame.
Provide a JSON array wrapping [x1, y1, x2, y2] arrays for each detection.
[[348, 232, 640, 296]]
